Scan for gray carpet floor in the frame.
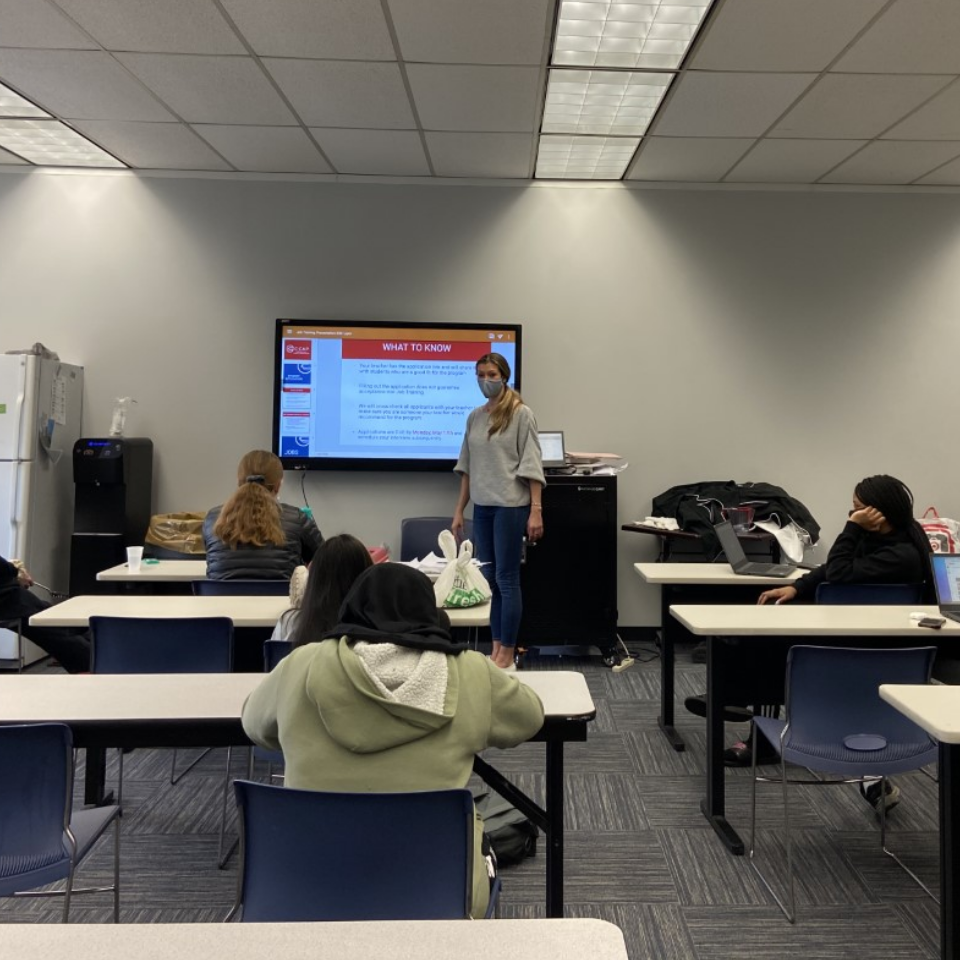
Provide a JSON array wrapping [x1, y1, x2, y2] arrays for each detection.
[[0, 645, 941, 959]]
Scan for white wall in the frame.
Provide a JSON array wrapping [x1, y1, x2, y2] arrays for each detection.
[[3, 169, 960, 625]]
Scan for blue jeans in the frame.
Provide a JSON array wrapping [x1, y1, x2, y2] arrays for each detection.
[[472, 504, 528, 648]]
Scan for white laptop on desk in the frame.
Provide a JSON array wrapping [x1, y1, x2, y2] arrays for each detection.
[[714, 520, 797, 578], [932, 553, 960, 623]]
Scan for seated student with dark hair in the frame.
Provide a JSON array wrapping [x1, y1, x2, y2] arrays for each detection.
[[751, 474, 932, 812], [758, 474, 932, 608], [268, 534, 374, 646], [0, 555, 90, 673], [243, 563, 545, 918], [688, 475, 932, 810]]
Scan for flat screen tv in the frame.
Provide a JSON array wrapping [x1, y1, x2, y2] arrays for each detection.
[[273, 319, 522, 471]]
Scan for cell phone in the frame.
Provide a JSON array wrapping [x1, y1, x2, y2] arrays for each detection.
[[918, 617, 945, 629]]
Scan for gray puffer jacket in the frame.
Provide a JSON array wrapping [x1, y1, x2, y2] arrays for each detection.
[[203, 503, 322, 580]]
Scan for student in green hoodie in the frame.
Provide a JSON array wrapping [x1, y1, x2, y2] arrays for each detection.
[[242, 562, 545, 917]]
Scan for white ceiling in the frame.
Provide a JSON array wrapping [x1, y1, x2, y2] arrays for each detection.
[[0, 0, 959, 186]]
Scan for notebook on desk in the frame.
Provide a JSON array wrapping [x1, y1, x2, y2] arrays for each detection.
[[714, 520, 797, 578], [538, 430, 568, 469], [931, 553, 960, 623]]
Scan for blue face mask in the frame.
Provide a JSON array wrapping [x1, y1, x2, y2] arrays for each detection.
[[479, 378, 504, 399]]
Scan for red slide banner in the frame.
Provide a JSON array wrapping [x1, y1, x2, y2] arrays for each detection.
[[341, 340, 490, 361]]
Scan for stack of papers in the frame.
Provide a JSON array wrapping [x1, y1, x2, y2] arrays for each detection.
[[399, 552, 487, 581]]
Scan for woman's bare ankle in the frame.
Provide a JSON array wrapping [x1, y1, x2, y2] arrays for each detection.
[[493, 646, 515, 668]]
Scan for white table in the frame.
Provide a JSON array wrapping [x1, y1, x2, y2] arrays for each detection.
[[97, 559, 208, 582], [669, 603, 958, 855], [29, 594, 491, 629], [634, 562, 806, 750], [0, 918, 628, 960], [880, 684, 960, 960], [670, 604, 960, 638], [0, 669, 594, 918]]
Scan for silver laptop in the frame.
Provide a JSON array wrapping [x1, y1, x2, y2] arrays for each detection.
[[714, 519, 797, 578], [932, 553, 960, 623], [538, 430, 567, 469]]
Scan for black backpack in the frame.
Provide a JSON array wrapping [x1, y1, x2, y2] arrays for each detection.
[[473, 789, 538, 866]]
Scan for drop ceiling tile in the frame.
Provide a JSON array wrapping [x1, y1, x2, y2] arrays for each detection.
[[0, 145, 28, 163], [0, 0, 98, 49], [407, 65, 541, 132], [883, 80, 960, 140], [311, 128, 429, 176], [835, 0, 960, 73], [915, 155, 960, 185], [425, 131, 534, 178], [265, 60, 415, 129], [821, 140, 960, 184], [117, 53, 296, 124], [652, 72, 813, 138], [54, 0, 244, 54], [0, 50, 174, 121], [389, 0, 552, 65], [689, 0, 886, 71], [69, 119, 231, 169], [626, 136, 753, 181], [725, 138, 866, 182], [220, 0, 395, 59], [195, 124, 331, 173], [771, 74, 952, 139]]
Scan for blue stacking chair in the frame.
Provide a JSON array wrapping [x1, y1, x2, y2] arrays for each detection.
[[227, 782, 498, 922], [90, 616, 235, 865], [400, 517, 473, 561], [815, 582, 924, 604], [748, 645, 939, 922], [192, 580, 289, 596], [0, 723, 120, 922]]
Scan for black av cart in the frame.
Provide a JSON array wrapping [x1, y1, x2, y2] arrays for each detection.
[[518, 474, 619, 666]]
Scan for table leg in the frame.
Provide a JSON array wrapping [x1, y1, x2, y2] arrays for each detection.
[[701, 635, 744, 854], [83, 746, 110, 806], [941, 742, 958, 960], [545, 740, 564, 917], [471, 752, 562, 916], [658, 586, 684, 751]]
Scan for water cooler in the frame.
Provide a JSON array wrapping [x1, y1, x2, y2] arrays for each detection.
[[69, 438, 154, 595]]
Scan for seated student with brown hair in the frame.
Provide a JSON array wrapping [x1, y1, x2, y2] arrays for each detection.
[[242, 563, 545, 918], [204, 449, 322, 580]]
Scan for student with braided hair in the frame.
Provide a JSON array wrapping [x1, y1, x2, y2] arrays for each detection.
[[758, 474, 932, 607], [752, 474, 932, 811]]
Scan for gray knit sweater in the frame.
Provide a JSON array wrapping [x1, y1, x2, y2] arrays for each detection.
[[454, 405, 545, 507]]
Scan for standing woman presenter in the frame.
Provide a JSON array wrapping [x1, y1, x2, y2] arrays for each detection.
[[453, 353, 545, 669]]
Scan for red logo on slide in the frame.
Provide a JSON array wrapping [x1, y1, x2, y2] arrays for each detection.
[[285, 340, 312, 360]]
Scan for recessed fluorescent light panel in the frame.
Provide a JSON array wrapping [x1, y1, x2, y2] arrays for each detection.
[[0, 81, 50, 119], [536, 134, 640, 179], [0, 119, 124, 167], [542, 69, 671, 136], [554, 0, 712, 69]]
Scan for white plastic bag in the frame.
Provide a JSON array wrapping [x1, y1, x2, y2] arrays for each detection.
[[433, 530, 491, 608]]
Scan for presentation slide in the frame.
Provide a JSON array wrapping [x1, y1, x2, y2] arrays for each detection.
[[276, 323, 519, 463]]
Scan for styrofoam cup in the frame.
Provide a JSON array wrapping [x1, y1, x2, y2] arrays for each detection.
[[126, 546, 144, 571]]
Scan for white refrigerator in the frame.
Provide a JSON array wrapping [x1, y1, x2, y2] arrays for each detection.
[[0, 354, 84, 663]]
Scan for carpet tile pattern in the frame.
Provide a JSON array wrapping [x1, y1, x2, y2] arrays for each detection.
[[0, 643, 941, 958]]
